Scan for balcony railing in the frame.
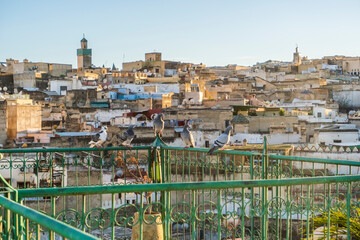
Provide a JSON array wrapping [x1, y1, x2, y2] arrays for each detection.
[[0, 137, 359, 240]]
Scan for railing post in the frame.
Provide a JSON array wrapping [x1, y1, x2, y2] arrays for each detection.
[[346, 182, 351, 240], [250, 154, 254, 240], [217, 189, 222, 240], [261, 137, 269, 240], [151, 136, 168, 239], [191, 190, 196, 240]]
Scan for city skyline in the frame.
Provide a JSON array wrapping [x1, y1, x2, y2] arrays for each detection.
[[1, 0, 360, 68]]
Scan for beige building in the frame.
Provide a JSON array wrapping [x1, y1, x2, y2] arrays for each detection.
[[163, 107, 233, 131], [342, 57, 360, 75], [122, 52, 188, 78], [6, 98, 42, 139], [123, 52, 166, 76], [231, 114, 249, 133], [322, 56, 360, 75], [6, 58, 71, 77]]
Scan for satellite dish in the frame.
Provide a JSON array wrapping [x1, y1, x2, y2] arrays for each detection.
[[0, 87, 2, 91], [3, 87, 7, 92]]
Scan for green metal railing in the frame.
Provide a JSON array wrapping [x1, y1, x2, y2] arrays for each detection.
[[0, 138, 359, 239]]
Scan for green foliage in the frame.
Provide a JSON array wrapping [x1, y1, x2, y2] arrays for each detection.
[[306, 203, 360, 240], [279, 109, 285, 116], [248, 111, 257, 116]]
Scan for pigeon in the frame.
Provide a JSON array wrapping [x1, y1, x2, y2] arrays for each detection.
[[181, 121, 195, 148], [207, 125, 233, 155], [117, 125, 135, 148], [89, 126, 108, 148], [153, 113, 164, 136]]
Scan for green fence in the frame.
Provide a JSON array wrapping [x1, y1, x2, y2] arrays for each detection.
[[0, 138, 359, 240]]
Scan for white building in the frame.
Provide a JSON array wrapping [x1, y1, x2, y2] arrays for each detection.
[[49, 79, 73, 95], [314, 124, 359, 146]]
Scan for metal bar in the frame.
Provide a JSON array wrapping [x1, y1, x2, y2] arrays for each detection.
[[18, 175, 360, 198], [0, 146, 150, 153], [261, 137, 268, 240], [269, 154, 360, 167], [346, 182, 351, 240], [0, 195, 99, 240], [162, 146, 255, 156]]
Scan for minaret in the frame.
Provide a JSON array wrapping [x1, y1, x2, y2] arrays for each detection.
[[293, 45, 301, 65], [77, 34, 92, 72]]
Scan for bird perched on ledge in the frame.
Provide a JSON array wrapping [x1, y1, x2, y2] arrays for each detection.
[[207, 125, 233, 155], [153, 113, 164, 137], [89, 126, 108, 148], [181, 120, 195, 148], [117, 125, 135, 148]]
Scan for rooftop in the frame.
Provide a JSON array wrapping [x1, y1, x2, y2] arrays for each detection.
[[231, 114, 249, 124]]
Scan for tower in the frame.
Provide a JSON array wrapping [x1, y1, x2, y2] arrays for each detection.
[[77, 35, 92, 72], [293, 45, 301, 65]]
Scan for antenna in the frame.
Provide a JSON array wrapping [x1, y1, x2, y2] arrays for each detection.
[[83, 33, 85, 39]]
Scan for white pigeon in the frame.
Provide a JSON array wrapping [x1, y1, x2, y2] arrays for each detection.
[[89, 126, 108, 148], [207, 125, 233, 155]]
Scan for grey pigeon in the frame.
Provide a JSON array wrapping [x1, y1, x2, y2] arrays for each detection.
[[181, 121, 195, 148], [153, 113, 164, 136], [89, 126, 108, 148], [207, 125, 233, 155], [117, 125, 135, 147]]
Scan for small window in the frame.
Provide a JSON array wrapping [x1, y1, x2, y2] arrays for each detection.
[[205, 141, 210, 148], [225, 120, 230, 127], [17, 182, 30, 189], [317, 112, 322, 118], [333, 140, 342, 143]]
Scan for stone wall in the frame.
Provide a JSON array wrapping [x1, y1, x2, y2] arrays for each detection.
[[247, 116, 298, 133], [0, 101, 6, 145]]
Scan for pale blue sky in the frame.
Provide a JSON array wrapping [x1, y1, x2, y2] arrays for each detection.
[[1, 0, 360, 68]]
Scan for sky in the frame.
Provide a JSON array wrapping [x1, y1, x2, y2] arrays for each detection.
[[1, 0, 360, 68]]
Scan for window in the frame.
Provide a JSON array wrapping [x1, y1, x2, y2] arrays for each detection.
[[225, 120, 230, 127], [317, 112, 322, 118], [17, 182, 30, 189], [334, 140, 342, 143], [40, 180, 50, 188], [205, 141, 210, 148]]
